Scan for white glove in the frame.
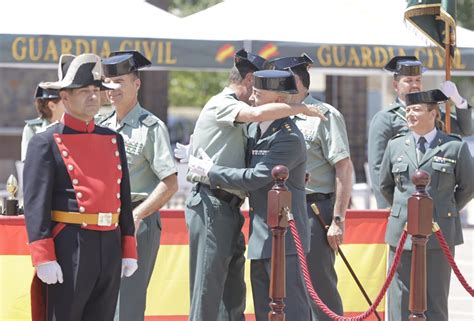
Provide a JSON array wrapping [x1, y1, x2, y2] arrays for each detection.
[[36, 261, 63, 284], [121, 258, 138, 278], [441, 80, 467, 108], [174, 143, 191, 163], [174, 135, 193, 163], [188, 148, 213, 176]]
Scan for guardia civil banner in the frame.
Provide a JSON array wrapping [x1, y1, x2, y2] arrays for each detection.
[[0, 210, 389, 321], [405, 0, 457, 57]]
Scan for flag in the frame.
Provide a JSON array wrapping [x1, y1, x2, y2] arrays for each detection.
[[405, 0, 457, 58], [0, 210, 389, 321]]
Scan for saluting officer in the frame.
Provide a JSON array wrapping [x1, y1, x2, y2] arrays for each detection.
[[181, 49, 325, 321], [100, 51, 178, 321], [271, 54, 352, 321], [23, 53, 138, 321], [368, 56, 472, 208], [379, 89, 474, 321], [188, 70, 311, 321]]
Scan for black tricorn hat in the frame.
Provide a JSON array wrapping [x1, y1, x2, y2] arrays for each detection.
[[253, 70, 298, 94], [58, 54, 75, 81], [384, 56, 426, 76], [270, 53, 314, 70], [35, 85, 59, 99], [39, 54, 118, 91], [102, 51, 152, 77], [234, 49, 269, 72], [405, 89, 448, 106]]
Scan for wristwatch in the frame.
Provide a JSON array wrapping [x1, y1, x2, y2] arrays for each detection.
[[333, 215, 345, 223]]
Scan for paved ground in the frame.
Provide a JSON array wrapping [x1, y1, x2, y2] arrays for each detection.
[[449, 227, 474, 321]]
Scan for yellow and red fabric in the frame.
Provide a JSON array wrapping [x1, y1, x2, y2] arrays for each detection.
[[0, 209, 388, 321]]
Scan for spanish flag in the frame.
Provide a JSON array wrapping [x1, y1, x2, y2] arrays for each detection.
[[215, 44, 236, 63], [258, 43, 280, 60], [0, 210, 388, 321]]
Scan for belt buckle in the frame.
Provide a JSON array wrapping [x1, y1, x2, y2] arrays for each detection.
[[98, 212, 113, 226]]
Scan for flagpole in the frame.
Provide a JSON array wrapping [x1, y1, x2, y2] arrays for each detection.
[[444, 23, 452, 133]]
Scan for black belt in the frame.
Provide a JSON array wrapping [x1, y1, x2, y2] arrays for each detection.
[[195, 183, 244, 208], [132, 200, 144, 209], [306, 192, 334, 203]]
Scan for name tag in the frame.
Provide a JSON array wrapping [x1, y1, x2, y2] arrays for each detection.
[[252, 150, 270, 156]]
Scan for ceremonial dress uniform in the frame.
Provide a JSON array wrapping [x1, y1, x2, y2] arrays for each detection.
[[23, 112, 137, 321], [293, 95, 348, 321], [208, 117, 311, 321], [379, 90, 474, 321]]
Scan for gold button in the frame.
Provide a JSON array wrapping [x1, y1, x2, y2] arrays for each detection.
[[117, 164, 122, 171], [117, 178, 121, 184], [117, 193, 121, 199], [67, 164, 74, 171], [115, 151, 120, 157], [72, 179, 79, 185], [77, 192, 83, 199], [79, 206, 85, 213], [448, 212, 452, 217], [55, 137, 62, 143], [111, 138, 117, 144], [62, 150, 69, 157]]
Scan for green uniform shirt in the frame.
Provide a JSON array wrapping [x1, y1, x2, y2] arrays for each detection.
[[187, 87, 248, 199], [100, 104, 177, 202], [293, 95, 350, 194], [21, 118, 51, 161]]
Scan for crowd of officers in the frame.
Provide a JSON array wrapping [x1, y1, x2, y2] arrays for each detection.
[[20, 48, 473, 321]]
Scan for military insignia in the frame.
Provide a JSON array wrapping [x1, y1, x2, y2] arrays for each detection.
[[141, 114, 158, 127], [124, 138, 144, 156], [252, 150, 270, 156], [433, 156, 456, 164]]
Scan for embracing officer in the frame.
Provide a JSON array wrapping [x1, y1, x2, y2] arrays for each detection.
[[368, 56, 472, 208], [271, 54, 352, 321], [379, 89, 474, 321], [23, 53, 138, 321], [100, 51, 178, 321], [188, 70, 311, 321]]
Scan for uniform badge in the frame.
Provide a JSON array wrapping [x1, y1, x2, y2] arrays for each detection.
[[433, 156, 456, 164], [124, 138, 144, 156], [252, 150, 270, 156]]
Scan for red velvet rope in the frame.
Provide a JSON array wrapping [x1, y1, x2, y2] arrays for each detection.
[[434, 229, 474, 296], [288, 219, 408, 321]]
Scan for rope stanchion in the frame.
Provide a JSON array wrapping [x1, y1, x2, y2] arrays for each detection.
[[433, 225, 474, 296], [288, 218, 408, 321]]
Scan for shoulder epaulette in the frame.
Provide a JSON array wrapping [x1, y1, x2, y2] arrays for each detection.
[[25, 118, 43, 126], [390, 132, 407, 140], [448, 133, 462, 141], [140, 114, 159, 127]]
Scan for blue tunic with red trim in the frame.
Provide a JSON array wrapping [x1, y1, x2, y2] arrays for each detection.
[[23, 113, 137, 266]]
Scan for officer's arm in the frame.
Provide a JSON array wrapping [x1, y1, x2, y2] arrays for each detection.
[[454, 142, 474, 209], [209, 133, 304, 191], [368, 111, 393, 207], [453, 107, 473, 136], [236, 102, 312, 123], [23, 134, 57, 266], [379, 141, 395, 206], [116, 134, 138, 259]]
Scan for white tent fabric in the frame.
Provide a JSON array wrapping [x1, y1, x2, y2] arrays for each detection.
[[182, 0, 474, 48], [2, 0, 185, 39]]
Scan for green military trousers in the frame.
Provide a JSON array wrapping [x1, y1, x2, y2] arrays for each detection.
[[185, 186, 246, 321]]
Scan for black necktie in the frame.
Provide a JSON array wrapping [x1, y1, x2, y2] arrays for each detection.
[[418, 136, 427, 154]]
